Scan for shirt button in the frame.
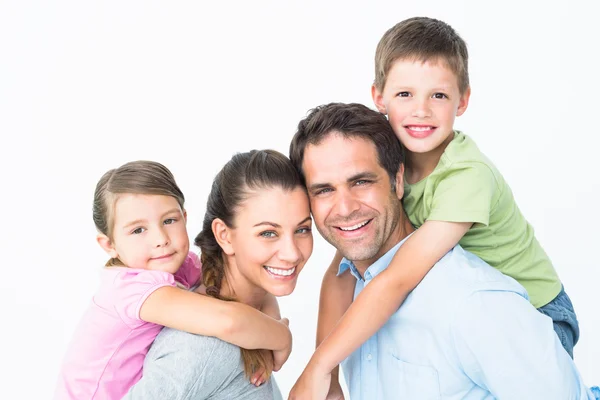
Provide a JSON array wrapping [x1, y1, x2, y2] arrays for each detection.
[[367, 354, 372, 361]]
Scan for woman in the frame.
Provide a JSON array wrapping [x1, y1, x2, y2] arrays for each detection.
[[124, 149, 313, 400]]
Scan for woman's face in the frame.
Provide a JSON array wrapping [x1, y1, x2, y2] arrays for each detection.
[[228, 186, 313, 297]]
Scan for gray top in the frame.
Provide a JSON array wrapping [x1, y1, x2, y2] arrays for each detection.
[[124, 327, 283, 400]]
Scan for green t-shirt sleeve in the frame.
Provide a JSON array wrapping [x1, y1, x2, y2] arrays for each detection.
[[428, 163, 496, 226]]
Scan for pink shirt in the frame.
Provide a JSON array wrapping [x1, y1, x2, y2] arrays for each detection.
[[54, 252, 202, 400]]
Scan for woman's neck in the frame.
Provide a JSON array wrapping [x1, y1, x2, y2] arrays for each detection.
[[219, 258, 268, 310], [405, 132, 454, 184]]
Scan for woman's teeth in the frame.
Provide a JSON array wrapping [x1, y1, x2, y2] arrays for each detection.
[[265, 266, 296, 276]]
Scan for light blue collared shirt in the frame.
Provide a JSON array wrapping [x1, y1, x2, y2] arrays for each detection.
[[338, 237, 595, 399]]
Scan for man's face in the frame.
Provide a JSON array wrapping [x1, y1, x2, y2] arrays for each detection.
[[302, 133, 403, 269]]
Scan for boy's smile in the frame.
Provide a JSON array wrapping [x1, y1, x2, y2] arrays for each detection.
[[372, 58, 470, 159]]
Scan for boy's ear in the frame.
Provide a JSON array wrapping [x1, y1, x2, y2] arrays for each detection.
[[371, 84, 387, 114], [456, 86, 471, 117], [212, 218, 235, 256], [395, 163, 405, 200], [97, 233, 119, 259]]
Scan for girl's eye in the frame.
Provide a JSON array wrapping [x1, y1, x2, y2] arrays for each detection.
[[433, 93, 448, 99], [132, 227, 145, 235], [397, 91, 410, 97], [296, 227, 312, 234], [164, 218, 177, 225], [260, 231, 277, 238]]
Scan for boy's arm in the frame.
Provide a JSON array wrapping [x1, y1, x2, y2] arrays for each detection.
[[140, 287, 291, 352], [316, 251, 352, 399], [290, 220, 471, 398]]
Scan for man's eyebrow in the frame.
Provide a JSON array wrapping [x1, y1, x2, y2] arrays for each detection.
[[347, 172, 379, 182], [307, 182, 331, 193]]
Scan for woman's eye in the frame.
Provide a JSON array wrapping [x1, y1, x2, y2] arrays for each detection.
[[164, 218, 177, 225], [260, 231, 277, 238], [296, 227, 312, 234]]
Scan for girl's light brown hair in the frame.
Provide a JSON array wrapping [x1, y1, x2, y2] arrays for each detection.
[[194, 149, 303, 379], [93, 160, 185, 266]]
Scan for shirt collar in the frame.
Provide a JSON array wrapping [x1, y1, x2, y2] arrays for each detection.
[[336, 232, 414, 281]]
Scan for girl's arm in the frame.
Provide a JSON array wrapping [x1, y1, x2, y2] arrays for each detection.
[[140, 287, 291, 352], [291, 220, 471, 397]]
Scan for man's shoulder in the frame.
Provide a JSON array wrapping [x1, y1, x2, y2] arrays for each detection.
[[425, 245, 528, 299]]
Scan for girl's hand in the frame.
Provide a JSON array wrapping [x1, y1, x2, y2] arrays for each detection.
[[250, 350, 274, 386], [273, 318, 291, 371]]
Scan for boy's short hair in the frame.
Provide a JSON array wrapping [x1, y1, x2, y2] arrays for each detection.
[[289, 102, 404, 186], [374, 17, 469, 94]]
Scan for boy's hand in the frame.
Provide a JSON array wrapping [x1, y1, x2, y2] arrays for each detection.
[[288, 362, 331, 400], [273, 318, 291, 371]]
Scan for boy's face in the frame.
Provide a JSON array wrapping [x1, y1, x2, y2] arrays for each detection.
[[372, 59, 470, 155]]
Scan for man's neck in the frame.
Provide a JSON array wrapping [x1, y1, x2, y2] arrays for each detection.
[[353, 214, 415, 277]]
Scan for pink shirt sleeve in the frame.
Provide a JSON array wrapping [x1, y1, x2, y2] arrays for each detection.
[[108, 269, 179, 327], [174, 251, 202, 289]]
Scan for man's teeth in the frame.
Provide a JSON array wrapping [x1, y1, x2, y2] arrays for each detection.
[[266, 266, 296, 276], [339, 220, 369, 231]]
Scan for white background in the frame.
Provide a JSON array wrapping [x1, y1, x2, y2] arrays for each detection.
[[1, 1, 598, 398]]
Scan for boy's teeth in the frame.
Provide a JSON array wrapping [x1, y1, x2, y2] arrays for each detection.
[[409, 126, 432, 131], [339, 220, 368, 231], [266, 266, 295, 276]]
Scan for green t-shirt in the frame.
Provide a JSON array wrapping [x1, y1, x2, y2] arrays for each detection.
[[403, 132, 561, 308]]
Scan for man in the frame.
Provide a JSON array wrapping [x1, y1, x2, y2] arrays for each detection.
[[288, 102, 597, 399]]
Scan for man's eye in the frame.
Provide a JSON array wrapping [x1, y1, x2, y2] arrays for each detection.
[[355, 180, 370, 186], [132, 227, 145, 235], [315, 188, 332, 196], [260, 231, 277, 238], [433, 93, 448, 99], [164, 218, 177, 225]]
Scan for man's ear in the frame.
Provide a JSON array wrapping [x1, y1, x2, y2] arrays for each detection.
[[371, 84, 387, 114], [97, 233, 118, 259], [212, 218, 234, 256], [456, 86, 471, 116], [183, 209, 188, 223], [395, 164, 405, 200]]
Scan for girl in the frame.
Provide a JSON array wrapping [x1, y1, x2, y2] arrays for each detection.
[[54, 160, 292, 400]]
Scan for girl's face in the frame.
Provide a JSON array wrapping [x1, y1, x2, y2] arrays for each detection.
[[99, 194, 189, 274], [227, 186, 313, 298]]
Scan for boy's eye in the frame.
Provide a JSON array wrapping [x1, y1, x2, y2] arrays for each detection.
[[260, 231, 277, 238], [131, 227, 145, 235], [164, 218, 177, 225], [397, 91, 411, 97], [432, 93, 448, 99]]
